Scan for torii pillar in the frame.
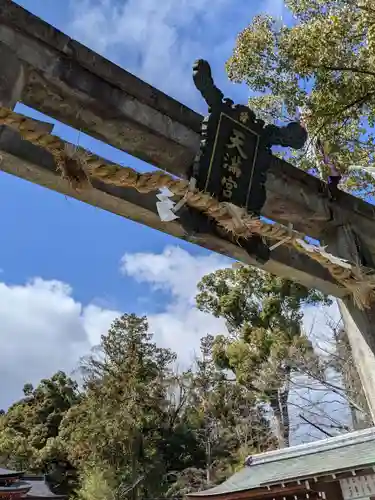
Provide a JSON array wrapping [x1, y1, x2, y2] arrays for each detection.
[[0, 43, 26, 108], [323, 210, 375, 424]]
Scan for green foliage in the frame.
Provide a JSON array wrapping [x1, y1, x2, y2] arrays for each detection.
[[226, 1, 375, 196], [196, 265, 330, 446], [61, 314, 273, 496], [60, 314, 178, 497], [197, 266, 327, 330], [75, 466, 116, 500], [166, 468, 208, 498], [185, 335, 276, 481], [0, 312, 276, 498], [0, 371, 80, 465], [0, 283, 331, 495], [0, 371, 80, 493]]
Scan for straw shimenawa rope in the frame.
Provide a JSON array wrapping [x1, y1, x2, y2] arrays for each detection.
[[1, 106, 374, 308]]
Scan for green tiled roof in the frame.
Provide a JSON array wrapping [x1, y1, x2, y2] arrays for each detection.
[[0, 468, 24, 478], [190, 427, 375, 497]]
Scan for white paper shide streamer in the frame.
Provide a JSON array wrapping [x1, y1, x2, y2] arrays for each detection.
[[156, 188, 179, 222]]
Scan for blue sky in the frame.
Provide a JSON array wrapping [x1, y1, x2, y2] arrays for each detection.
[[4, 0, 292, 307], [2, 0, 282, 407], [0, 0, 345, 439], [3, 0, 268, 310]]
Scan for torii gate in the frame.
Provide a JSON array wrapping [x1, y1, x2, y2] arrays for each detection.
[[1, 0, 375, 421]]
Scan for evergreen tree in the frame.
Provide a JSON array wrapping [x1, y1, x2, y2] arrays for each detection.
[[196, 265, 330, 447]]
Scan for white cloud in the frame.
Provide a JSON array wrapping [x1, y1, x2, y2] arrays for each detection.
[[0, 278, 119, 410], [122, 246, 230, 304], [121, 246, 229, 365], [67, 0, 231, 102], [82, 304, 121, 346], [67, 0, 288, 106], [65, 0, 295, 112], [121, 247, 345, 367], [0, 247, 228, 410]]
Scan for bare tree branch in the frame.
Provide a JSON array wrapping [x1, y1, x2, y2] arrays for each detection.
[[299, 414, 333, 437]]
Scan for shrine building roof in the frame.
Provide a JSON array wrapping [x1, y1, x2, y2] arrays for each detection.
[[0, 470, 65, 499], [0, 481, 31, 494], [24, 476, 66, 499], [0, 468, 25, 479], [188, 427, 375, 498]]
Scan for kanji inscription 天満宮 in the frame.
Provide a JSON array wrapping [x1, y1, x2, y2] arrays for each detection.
[[191, 59, 307, 216]]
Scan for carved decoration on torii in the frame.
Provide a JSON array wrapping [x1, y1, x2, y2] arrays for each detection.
[[180, 59, 307, 264]]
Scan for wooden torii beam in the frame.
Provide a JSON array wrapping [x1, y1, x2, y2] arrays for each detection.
[[1, 0, 375, 253], [0, 123, 344, 297], [1, 0, 375, 422]]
